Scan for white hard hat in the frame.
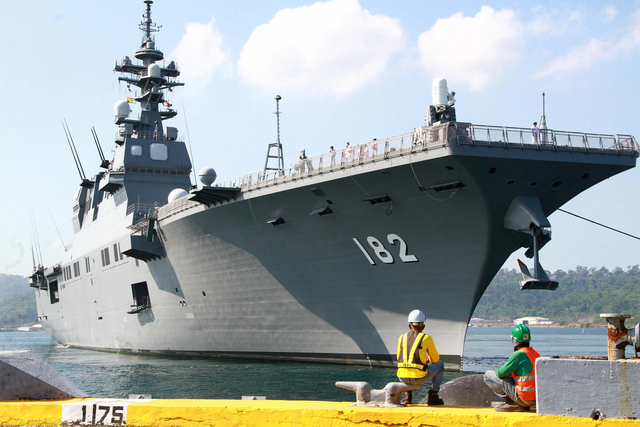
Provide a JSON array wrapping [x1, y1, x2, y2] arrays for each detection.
[[408, 310, 426, 323]]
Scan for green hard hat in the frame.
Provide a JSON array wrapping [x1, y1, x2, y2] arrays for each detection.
[[511, 324, 531, 342]]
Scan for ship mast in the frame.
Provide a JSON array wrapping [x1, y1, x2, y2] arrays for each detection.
[[263, 95, 285, 178], [114, 0, 184, 138]]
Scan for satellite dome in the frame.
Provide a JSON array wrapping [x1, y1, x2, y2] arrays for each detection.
[[199, 167, 217, 186], [114, 100, 130, 118], [432, 78, 449, 106], [148, 63, 161, 78], [168, 188, 189, 203]]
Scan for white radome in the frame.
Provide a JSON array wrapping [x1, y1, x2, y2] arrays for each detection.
[[432, 78, 448, 106], [148, 63, 161, 78], [114, 100, 130, 118], [168, 188, 189, 203], [199, 167, 217, 186]]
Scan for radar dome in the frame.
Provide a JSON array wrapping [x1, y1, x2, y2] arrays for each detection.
[[432, 78, 448, 106], [114, 100, 130, 118], [168, 188, 189, 203], [148, 63, 161, 78], [199, 167, 217, 187]]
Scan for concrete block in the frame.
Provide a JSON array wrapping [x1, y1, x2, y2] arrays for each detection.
[[536, 357, 640, 419], [421, 374, 501, 407], [0, 350, 88, 400]]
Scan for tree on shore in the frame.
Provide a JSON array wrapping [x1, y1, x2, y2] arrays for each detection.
[[472, 265, 640, 324]]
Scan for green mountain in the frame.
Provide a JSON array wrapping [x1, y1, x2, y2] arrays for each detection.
[[472, 265, 640, 325], [0, 274, 37, 327]]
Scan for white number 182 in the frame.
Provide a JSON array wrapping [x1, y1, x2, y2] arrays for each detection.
[[353, 234, 418, 265]]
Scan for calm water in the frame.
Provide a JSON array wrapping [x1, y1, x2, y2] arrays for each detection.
[[0, 327, 607, 402]]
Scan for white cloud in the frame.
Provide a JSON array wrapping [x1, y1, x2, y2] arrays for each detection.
[[604, 6, 618, 22], [526, 6, 583, 36], [417, 6, 524, 91], [237, 0, 404, 96], [535, 10, 640, 79], [170, 17, 229, 86], [533, 39, 616, 79]]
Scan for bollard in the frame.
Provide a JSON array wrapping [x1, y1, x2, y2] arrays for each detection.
[[599, 313, 640, 360], [336, 381, 420, 407]]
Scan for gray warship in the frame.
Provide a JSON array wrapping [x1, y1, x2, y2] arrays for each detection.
[[28, 1, 638, 370]]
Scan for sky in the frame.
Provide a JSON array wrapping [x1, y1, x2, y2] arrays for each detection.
[[1, 0, 639, 277]]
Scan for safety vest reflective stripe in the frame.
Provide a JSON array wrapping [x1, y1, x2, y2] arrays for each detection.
[[398, 362, 425, 369], [511, 347, 540, 401], [400, 333, 427, 371]]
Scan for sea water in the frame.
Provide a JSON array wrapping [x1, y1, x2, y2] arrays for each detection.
[[0, 327, 608, 402]]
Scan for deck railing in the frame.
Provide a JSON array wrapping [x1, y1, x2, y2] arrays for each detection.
[[235, 122, 638, 191], [455, 123, 639, 154], [239, 124, 451, 190]]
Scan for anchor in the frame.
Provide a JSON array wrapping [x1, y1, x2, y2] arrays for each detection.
[[504, 197, 559, 291]]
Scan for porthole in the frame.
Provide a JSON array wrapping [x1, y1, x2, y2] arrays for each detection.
[[530, 181, 538, 188], [506, 180, 515, 187], [551, 180, 564, 191]]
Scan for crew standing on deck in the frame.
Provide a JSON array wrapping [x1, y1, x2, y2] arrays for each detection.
[[397, 310, 445, 405], [483, 324, 540, 411], [531, 122, 539, 144]]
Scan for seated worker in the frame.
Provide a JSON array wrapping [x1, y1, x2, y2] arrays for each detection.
[[397, 309, 445, 405], [484, 324, 540, 411]]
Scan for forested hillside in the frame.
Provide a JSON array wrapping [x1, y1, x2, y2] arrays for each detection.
[[473, 265, 640, 325], [0, 274, 37, 327]]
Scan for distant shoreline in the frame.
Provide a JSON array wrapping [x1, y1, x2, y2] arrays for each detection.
[[468, 323, 607, 328]]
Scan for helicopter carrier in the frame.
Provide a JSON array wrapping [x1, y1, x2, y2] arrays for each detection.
[[29, 1, 638, 370]]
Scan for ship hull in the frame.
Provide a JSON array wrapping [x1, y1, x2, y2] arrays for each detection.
[[35, 143, 636, 370]]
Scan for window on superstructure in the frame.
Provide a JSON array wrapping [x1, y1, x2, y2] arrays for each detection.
[[49, 280, 59, 304], [85, 257, 90, 273], [130, 282, 151, 310], [101, 248, 110, 266], [73, 261, 80, 277], [113, 244, 119, 262]]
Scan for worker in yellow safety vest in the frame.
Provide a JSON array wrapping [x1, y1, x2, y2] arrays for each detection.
[[483, 324, 541, 412], [397, 309, 445, 405]]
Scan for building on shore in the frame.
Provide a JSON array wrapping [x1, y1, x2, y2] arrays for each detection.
[[514, 317, 553, 326]]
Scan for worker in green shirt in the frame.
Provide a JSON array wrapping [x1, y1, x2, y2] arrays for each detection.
[[483, 324, 540, 411]]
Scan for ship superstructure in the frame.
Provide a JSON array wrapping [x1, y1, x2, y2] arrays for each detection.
[[30, 1, 638, 370]]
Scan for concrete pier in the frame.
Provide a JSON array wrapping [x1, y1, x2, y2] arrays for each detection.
[[1, 398, 639, 427]]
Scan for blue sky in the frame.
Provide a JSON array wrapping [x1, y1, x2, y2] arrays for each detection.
[[1, 0, 639, 276]]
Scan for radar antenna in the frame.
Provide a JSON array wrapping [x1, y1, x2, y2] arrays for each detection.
[[91, 127, 109, 169], [140, 0, 162, 46], [540, 92, 547, 127], [62, 119, 92, 187], [263, 95, 285, 178]]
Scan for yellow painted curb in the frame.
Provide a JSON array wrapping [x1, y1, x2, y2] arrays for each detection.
[[0, 399, 67, 427], [127, 400, 640, 427], [0, 399, 638, 427]]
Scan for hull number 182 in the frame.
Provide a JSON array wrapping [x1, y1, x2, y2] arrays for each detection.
[[353, 234, 418, 265]]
